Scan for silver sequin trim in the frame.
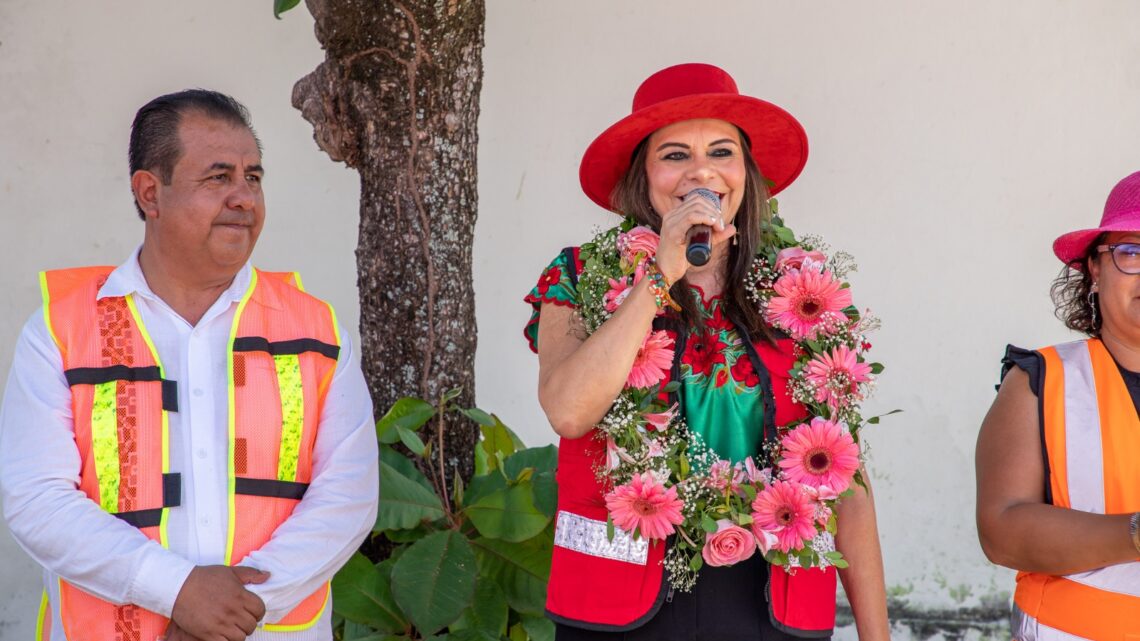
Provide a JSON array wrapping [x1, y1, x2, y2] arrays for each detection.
[[554, 510, 649, 565]]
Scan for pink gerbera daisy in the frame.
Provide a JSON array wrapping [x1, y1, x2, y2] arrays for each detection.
[[605, 472, 684, 540], [751, 480, 818, 553], [803, 345, 873, 409], [626, 330, 674, 389], [765, 268, 852, 340], [777, 417, 860, 494]]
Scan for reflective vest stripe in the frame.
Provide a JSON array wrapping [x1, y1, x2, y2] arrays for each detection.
[[90, 381, 120, 513], [224, 272, 257, 568], [1014, 339, 1140, 639], [35, 590, 50, 641], [274, 353, 304, 482]]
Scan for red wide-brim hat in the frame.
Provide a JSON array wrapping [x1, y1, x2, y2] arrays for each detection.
[[1054, 171, 1140, 267], [579, 63, 809, 212]]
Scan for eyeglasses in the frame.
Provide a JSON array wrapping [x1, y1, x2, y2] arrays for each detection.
[[1095, 243, 1140, 275]]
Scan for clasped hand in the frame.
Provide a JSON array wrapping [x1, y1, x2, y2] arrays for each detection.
[[164, 565, 269, 641], [653, 193, 737, 285]]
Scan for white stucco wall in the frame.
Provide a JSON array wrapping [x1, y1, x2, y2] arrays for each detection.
[[4, 1, 1140, 638]]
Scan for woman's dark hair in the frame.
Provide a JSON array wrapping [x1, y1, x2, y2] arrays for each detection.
[[128, 89, 260, 219], [610, 128, 774, 342], [1050, 234, 1103, 336]]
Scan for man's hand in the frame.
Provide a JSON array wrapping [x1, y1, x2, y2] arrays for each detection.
[[170, 565, 269, 641], [160, 621, 205, 641]]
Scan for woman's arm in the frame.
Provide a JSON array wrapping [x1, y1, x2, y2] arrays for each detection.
[[976, 367, 1138, 574], [835, 472, 890, 641]]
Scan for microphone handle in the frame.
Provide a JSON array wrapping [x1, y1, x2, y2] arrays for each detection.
[[686, 224, 712, 266]]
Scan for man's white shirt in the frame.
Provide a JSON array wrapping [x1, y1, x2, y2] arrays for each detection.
[[0, 248, 378, 640]]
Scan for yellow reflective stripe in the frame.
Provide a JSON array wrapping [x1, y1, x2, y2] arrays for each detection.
[[39, 272, 63, 353], [275, 354, 304, 482], [262, 584, 329, 632], [91, 381, 120, 513], [35, 589, 48, 641], [124, 294, 172, 547], [327, 302, 341, 353], [225, 270, 258, 566], [292, 271, 305, 292]]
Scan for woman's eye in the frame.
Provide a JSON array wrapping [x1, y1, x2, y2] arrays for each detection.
[[663, 151, 688, 161], [710, 147, 734, 158]]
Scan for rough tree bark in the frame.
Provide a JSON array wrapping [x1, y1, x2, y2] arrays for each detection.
[[292, 0, 485, 483]]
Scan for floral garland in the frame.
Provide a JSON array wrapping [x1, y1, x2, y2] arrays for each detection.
[[576, 202, 883, 591]]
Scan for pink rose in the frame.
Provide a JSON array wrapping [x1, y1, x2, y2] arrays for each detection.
[[618, 226, 660, 263], [702, 519, 757, 567], [775, 247, 827, 272]]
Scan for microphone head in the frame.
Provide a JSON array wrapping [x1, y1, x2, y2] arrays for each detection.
[[686, 187, 721, 209]]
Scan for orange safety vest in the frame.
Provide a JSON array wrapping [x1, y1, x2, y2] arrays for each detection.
[[1012, 339, 1140, 641], [40, 266, 341, 640]]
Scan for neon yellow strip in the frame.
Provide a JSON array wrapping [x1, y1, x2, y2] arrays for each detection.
[[262, 583, 329, 632], [124, 294, 171, 547], [35, 589, 48, 641], [91, 381, 120, 513], [326, 303, 342, 351], [292, 271, 305, 292], [275, 354, 304, 482], [225, 270, 258, 566], [38, 272, 63, 352]]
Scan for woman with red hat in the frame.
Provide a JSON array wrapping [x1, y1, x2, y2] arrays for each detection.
[[524, 64, 890, 640], [977, 172, 1140, 639]]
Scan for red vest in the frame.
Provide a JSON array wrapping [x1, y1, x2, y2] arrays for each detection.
[[542, 250, 836, 635], [40, 266, 340, 640]]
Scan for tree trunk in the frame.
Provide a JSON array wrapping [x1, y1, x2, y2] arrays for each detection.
[[292, 0, 485, 483]]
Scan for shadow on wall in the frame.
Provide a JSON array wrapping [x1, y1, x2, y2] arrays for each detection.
[[836, 600, 1009, 641]]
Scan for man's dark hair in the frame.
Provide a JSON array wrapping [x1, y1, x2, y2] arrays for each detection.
[[128, 89, 260, 219]]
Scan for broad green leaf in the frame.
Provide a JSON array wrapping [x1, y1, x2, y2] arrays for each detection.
[[273, 0, 302, 19], [869, 362, 885, 375], [377, 398, 436, 443], [473, 444, 490, 475], [377, 460, 445, 531], [531, 471, 558, 518], [391, 531, 477, 635], [471, 534, 552, 615], [381, 446, 434, 491], [384, 524, 431, 543], [689, 554, 703, 571], [442, 387, 463, 402], [521, 615, 555, 641], [449, 577, 508, 637], [461, 471, 507, 508], [479, 418, 524, 466], [459, 407, 497, 426], [503, 445, 558, 479], [508, 623, 528, 641], [701, 514, 718, 533], [397, 425, 428, 457], [447, 631, 498, 641], [332, 553, 407, 633], [466, 484, 550, 542]]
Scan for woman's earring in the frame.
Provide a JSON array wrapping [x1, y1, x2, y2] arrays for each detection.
[[732, 234, 738, 246], [1088, 283, 1100, 331]]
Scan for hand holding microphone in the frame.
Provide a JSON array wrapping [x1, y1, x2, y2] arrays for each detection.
[[684, 187, 721, 266]]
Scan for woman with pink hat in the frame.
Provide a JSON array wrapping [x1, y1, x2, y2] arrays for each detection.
[[524, 64, 890, 640], [977, 172, 1140, 639]]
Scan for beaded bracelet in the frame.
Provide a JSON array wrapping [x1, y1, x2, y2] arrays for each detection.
[[646, 261, 682, 311]]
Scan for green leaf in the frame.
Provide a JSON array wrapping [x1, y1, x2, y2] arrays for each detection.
[[701, 514, 718, 534], [606, 515, 615, 542], [461, 472, 507, 508], [471, 534, 552, 615], [442, 388, 464, 402], [391, 531, 478, 635], [531, 471, 558, 518], [381, 446, 434, 492], [332, 552, 408, 633], [521, 615, 555, 641], [376, 460, 445, 531], [503, 445, 558, 479], [377, 398, 436, 443], [869, 362, 885, 375], [459, 407, 497, 427], [480, 418, 524, 467], [473, 442, 490, 476], [273, 0, 302, 19], [449, 577, 508, 637], [397, 425, 428, 457], [508, 623, 528, 641], [689, 553, 704, 572], [447, 631, 498, 641], [384, 524, 431, 543], [466, 485, 551, 542]]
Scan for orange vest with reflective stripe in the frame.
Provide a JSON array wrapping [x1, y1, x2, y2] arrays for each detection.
[[1012, 339, 1140, 641], [41, 266, 341, 640]]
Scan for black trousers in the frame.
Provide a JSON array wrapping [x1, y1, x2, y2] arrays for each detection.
[[554, 555, 830, 641]]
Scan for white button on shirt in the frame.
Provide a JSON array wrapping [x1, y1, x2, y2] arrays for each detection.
[[0, 249, 378, 641]]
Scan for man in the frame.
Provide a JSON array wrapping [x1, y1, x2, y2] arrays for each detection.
[[0, 90, 378, 641]]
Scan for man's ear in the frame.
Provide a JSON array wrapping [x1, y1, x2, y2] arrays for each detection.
[[131, 170, 161, 219]]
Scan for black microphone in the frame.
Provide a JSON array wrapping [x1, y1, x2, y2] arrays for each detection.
[[685, 188, 720, 266]]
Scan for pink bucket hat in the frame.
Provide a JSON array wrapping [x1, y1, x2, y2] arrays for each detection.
[[1054, 171, 1140, 267]]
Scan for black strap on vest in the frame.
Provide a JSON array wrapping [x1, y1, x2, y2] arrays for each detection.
[[232, 337, 340, 360], [64, 366, 179, 412], [234, 477, 309, 500], [112, 473, 182, 528]]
